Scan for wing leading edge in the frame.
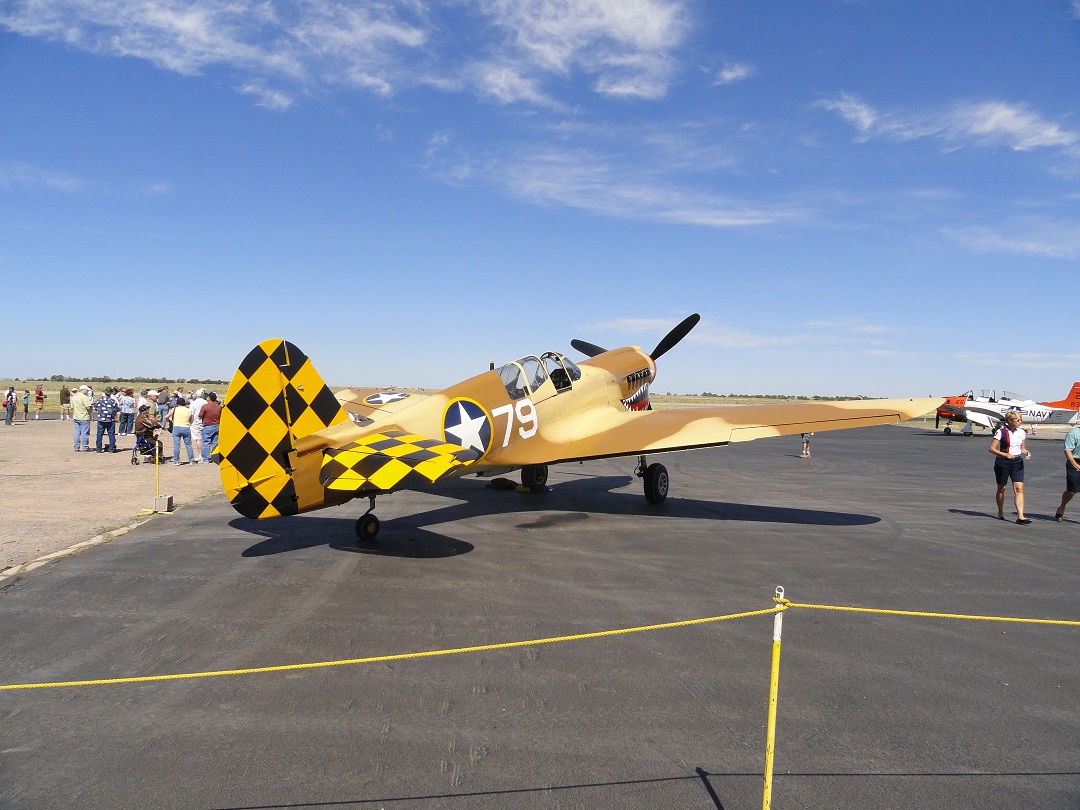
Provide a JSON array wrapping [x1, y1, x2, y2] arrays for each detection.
[[508, 397, 942, 465]]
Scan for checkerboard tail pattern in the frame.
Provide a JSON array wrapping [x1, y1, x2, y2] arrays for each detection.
[[218, 339, 348, 519], [320, 430, 479, 494]]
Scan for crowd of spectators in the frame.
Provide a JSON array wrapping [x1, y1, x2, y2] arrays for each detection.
[[50, 384, 224, 465]]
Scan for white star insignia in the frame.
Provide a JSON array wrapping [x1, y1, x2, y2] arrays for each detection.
[[444, 403, 488, 453], [366, 392, 409, 405]]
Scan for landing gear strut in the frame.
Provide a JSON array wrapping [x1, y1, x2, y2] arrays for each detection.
[[355, 495, 380, 542], [635, 455, 669, 504]]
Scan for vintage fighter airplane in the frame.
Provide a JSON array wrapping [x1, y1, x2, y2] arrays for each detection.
[[216, 315, 939, 541], [934, 383, 1080, 435]]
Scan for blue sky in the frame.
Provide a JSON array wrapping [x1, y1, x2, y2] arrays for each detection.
[[2, 1, 1079, 399]]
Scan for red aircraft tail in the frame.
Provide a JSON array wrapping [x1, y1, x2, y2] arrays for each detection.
[[1042, 382, 1080, 410]]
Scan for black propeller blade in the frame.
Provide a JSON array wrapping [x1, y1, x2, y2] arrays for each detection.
[[570, 339, 608, 358], [650, 313, 700, 360]]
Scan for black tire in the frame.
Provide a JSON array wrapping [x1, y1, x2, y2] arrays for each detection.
[[644, 463, 669, 504], [521, 464, 549, 491], [944, 427, 952, 435], [131, 455, 139, 465], [355, 514, 380, 542]]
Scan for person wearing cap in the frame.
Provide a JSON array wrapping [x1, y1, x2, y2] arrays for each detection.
[[134, 404, 164, 462], [189, 389, 207, 463], [71, 385, 93, 451]]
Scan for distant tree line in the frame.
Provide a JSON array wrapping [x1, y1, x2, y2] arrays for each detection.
[[31, 375, 229, 385], [689, 392, 875, 401]]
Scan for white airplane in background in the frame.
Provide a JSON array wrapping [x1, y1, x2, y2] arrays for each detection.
[[935, 383, 1080, 435]]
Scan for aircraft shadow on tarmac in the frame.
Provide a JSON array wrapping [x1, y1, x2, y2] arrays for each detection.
[[232, 475, 880, 558]]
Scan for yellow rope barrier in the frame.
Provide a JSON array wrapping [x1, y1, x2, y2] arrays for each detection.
[[775, 599, 1080, 626], [0, 607, 783, 691], [4, 596, 1078, 693]]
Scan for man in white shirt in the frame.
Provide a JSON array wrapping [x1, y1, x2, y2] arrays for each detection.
[[189, 389, 207, 464]]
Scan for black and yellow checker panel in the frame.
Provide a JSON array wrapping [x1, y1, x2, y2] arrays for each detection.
[[321, 430, 478, 494], [219, 339, 349, 519]]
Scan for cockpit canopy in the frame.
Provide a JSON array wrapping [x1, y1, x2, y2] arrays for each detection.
[[976, 389, 1026, 404], [495, 353, 582, 400]]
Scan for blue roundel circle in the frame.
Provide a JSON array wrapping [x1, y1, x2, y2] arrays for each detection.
[[442, 399, 492, 456], [363, 391, 410, 406]]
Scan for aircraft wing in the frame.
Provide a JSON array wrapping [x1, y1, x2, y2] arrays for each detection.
[[500, 397, 941, 465], [335, 388, 427, 423], [957, 406, 1005, 430], [319, 427, 478, 493]]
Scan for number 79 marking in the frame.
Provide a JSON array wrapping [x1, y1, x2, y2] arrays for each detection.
[[491, 399, 538, 448]]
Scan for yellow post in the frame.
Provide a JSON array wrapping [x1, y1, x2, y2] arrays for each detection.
[[762, 585, 785, 810]]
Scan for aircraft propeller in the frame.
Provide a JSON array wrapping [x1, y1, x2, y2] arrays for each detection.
[[571, 313, 701, 361]]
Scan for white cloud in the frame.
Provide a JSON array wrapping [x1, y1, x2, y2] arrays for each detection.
[[0, 0, 689, 107], [481, 0, 688, 99], [804, 318, 893, 335], [713, 60, 755, 86], [0, 162, 84, 192], [237, 82, 295, 110], [819, 93, 1080, 156], [469, 61, 555, 107], [495, 149, 789, 226], [585, 316, 893, 349], [942, 221, 1080, 259]]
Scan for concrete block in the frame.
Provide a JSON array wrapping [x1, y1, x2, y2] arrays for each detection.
[[154, 495, 174, 513]]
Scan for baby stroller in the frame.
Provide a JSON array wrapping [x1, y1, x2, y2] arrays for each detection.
[[131, 430, 164, 465]]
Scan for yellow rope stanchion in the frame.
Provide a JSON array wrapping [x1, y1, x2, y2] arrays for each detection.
[[762, 586, 786, 810]]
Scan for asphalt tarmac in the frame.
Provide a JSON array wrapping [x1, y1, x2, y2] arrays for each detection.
[[2, 425, 1079, 809]]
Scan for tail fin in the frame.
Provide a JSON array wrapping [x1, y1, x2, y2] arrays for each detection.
[[218, 339, 348, 519], [1043, 382, 1080, 410]]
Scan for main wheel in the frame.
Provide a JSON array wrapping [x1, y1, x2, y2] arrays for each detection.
[[521, 464, 549, 491], [355, 513, 380, 542], [644, 463, 669, 504]]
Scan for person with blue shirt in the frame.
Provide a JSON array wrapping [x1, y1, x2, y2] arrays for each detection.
[[1055, 422, 1080, 522]]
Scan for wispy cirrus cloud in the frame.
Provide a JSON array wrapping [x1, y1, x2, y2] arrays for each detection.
[[0, 0, 689, 107], [942, 220, 1080, 259], [0, 162, 85, 192], [477, 0, 688, 101], [494, 149, 791, 226], [585, 315, 896, 349], [712, 59, 755, 86], [953, 350, 1080, 370], [819, 93, 1080, 156]]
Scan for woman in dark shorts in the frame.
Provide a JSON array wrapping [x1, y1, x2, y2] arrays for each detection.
[[990, 411, 1032, 524]]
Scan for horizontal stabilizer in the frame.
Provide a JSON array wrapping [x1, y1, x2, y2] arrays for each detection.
[[321, 429, 478, 493]]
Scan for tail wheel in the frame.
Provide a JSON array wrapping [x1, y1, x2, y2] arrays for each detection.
[[356, 514, 380, 542], [644, 463, 669, 504], [131, 455, 140, 466], [521, 464, 549, 491]]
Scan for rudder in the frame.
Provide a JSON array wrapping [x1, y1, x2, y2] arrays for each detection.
[[218, 339, 348, 519]]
